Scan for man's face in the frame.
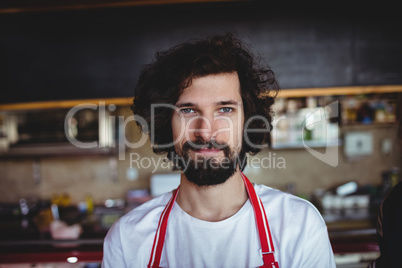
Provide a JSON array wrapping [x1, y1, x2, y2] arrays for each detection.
[[171, 72, 244, 186]]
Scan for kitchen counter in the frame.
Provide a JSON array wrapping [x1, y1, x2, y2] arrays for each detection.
[[0, 239, 103, 264], [0, 201, 381, 265], [0, 205, 108, 264], [0, 219, 380, 265]]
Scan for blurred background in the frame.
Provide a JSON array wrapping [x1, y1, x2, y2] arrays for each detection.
[[0, 1, 401, 267]]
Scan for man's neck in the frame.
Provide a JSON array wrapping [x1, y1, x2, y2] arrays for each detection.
[[176, 170, 248, 222]]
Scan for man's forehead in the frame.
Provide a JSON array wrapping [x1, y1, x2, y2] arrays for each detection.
[[176, 73, 242, 105]]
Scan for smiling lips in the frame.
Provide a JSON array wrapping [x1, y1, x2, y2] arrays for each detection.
[[194, 147, 222, 155]]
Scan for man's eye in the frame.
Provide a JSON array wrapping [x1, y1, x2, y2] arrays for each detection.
[[180, 108, 194, 114], [219, 107, 233, 113]]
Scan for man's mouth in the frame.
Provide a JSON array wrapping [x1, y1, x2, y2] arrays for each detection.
[[181, 140, 229, 158], [195, 147, 222, 155]]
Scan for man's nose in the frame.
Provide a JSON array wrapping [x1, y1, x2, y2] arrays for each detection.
[[193, 115, 215, 142]]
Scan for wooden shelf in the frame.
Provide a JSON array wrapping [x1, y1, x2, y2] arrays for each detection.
[[0, 97, 133, 111], [277, 85, 402, 98], [0, 85, 401, 111], [341, 123, 397, 129]]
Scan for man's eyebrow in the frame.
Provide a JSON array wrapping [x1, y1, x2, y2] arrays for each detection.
[[175, 100, 241, 108], [216, 100, 240, 106], [175, 102, 197, 108]]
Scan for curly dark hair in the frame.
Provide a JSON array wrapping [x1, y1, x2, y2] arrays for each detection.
[[132, 33, 279, 161]]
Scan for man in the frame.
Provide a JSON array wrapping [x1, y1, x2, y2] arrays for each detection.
[[368, 181, 402, 268], [102, 33, 336, 267]]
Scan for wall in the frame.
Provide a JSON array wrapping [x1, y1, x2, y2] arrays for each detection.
[[0, 2, 401, 104], [0, 106, 400, 204]]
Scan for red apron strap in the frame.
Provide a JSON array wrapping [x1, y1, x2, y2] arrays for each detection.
[[147, 187, 179, 268], [241, 172, 279, 268], [147, 173, 279, 268]]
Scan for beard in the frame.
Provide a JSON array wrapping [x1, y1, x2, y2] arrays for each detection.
[[171, 139, 244, 187]]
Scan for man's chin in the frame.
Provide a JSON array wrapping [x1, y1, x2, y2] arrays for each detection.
[[182, 162, 237, 187], [177, 153, 238, 187]]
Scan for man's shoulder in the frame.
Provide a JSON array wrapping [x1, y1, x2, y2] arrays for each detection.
[[254, 183, 326, 225], [254, 183, 307, 204]]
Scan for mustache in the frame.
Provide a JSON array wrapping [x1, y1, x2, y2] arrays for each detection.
[[182, 139, 230, 155]]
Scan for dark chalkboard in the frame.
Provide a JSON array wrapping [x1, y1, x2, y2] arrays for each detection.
[[0, 2, 401, 104]]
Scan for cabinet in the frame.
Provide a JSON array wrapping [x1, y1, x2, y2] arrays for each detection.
[[0, 99, 131, 157], [270, 85, 401, 149]]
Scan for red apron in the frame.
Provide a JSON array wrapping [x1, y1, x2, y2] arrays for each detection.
[[147, 172, 279, 268]]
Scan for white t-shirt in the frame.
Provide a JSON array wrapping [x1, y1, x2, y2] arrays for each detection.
[[102, 184, 336, 268]]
